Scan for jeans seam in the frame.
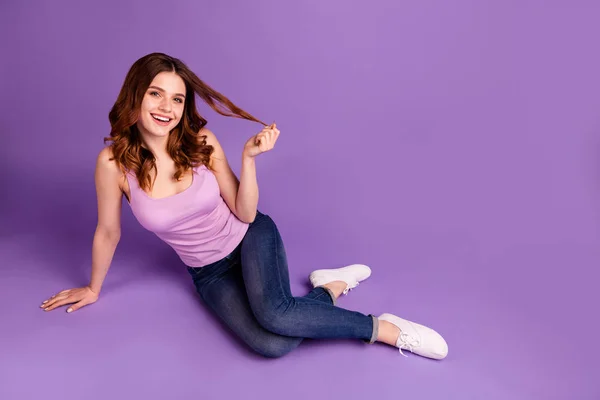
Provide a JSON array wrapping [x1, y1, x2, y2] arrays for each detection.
[[272, 217, 289, 309]]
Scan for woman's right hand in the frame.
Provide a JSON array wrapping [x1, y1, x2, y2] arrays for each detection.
[[40, 286, 99, 313]]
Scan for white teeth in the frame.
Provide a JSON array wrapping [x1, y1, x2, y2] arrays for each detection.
[[152, 115, 170, 122]]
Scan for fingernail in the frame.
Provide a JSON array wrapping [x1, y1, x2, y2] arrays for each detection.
[[44, 308, 49, 311], [67, 308, 72, 313], [42, 300, 48, 304]]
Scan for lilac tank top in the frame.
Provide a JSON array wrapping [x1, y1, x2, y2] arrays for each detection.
[[125, 164, 249, 268]]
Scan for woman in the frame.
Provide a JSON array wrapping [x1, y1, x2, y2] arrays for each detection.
[[40, 53, 448, 360]]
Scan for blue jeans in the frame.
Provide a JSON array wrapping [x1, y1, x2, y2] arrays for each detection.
[[187, 211, 378, 358]]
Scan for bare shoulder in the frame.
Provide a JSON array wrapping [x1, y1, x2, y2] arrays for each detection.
[[96, 146, 120, 172], [199, 126, 219, 146], [198, 127, 227, 166], [95, 146, 126, 188]]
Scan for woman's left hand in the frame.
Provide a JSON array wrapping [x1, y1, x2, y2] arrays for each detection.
[[243, 123, 280, 158]]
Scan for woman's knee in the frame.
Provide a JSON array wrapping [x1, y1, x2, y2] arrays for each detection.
[[246, 212, 278, 239], [250, 210, 271, 225], [250, 335, 299, 358]]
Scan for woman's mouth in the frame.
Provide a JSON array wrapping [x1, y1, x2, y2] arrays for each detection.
[[151, 113, 172, 126]]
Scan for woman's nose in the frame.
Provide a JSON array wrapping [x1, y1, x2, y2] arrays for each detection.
[[158, 98, 171, 112]]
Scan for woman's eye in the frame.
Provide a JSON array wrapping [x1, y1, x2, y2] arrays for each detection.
[[149, 91, 182, 103]]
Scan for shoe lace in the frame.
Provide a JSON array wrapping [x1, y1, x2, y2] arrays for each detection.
[[342, 282, 358, 295], [396, 331, 421, 357]]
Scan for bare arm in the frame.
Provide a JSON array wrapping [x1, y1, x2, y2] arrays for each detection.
[[41, 146, 123, 312], [201, 124, 279, 224], [202, 127, 258, 223], [88, 146, 124, 293], [236, 155, 259, 223]]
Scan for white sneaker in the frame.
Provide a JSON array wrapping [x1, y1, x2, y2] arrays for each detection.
[[378, 313, 448, 360], [309, 264, 372, 295]]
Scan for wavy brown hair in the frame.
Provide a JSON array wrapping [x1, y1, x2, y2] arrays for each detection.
[[104, 52, 266, 191]]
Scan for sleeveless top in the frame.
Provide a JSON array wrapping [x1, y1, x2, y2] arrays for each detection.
[[124, 164, 249, 267]]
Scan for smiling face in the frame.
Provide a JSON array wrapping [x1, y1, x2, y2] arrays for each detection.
[[136, 71, 187, 139]]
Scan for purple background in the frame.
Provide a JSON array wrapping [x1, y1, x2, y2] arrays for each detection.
[[2, 1, 599, 399]]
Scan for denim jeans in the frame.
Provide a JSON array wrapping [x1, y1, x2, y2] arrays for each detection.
[[187, 211, 378, 358]]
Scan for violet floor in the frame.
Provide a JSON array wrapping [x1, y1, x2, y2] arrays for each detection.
[[1, 198, 597, 399]]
